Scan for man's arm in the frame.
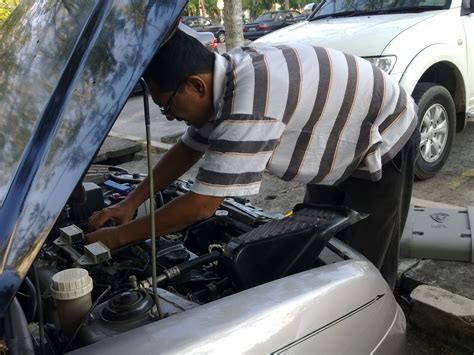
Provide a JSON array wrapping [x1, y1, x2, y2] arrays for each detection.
[[88, 140, 204, 231], [87, 191, 224, 249], [127, 140, 204, 209]]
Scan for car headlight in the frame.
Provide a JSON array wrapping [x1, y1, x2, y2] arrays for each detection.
[[364, 56, 397, 73]]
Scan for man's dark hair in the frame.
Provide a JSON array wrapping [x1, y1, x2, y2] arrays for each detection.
[[144, 29, 215, 91]]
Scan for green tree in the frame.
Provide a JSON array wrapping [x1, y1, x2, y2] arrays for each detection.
[[186, 0, 221, 20], [242, 0, 317, 20], [0, 0, 19, 23]]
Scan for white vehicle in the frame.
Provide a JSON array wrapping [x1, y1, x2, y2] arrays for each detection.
[[255, 0, 474, 179]]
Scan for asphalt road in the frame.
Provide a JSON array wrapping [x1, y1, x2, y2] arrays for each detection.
[[412, 122, 474, 208]]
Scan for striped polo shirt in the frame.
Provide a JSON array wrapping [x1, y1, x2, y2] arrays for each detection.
[[181, 44, 418, 197]]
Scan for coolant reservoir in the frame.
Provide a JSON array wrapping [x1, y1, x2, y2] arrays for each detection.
[[50, 268, 93, 336]]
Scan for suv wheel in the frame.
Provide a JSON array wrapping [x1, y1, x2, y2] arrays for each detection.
[[217, 31, 225, 43], [412, 83, 456, 180]]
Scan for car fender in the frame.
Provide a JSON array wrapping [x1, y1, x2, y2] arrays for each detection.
[[396, 43, 467, 96]]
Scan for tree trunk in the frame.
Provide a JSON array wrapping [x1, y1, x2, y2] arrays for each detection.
[[223, 0, 244, 50], [199, 0, 207, 17], [285, 0, 290, 9]]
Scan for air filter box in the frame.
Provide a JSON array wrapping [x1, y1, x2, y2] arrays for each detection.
[[222, 204, 364, 290]]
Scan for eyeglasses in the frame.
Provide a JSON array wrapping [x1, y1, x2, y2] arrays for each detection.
[[159, 82, 182, 117]]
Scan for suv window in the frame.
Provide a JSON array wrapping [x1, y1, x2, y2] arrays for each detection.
[[312, 0, 450, 18]]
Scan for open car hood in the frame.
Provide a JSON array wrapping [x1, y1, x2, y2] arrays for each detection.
[[0, 0, 187, 317]]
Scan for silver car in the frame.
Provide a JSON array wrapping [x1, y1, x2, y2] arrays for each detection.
[[0, 1, 405, 354]]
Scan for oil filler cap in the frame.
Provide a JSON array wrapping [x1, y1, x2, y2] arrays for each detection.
[[50, 268, 93, 300]]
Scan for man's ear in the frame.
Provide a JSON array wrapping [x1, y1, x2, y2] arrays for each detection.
[[185, 75, 208, 97]]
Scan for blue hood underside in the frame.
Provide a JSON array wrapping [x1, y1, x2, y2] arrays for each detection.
[[0, 0, 187, 317]]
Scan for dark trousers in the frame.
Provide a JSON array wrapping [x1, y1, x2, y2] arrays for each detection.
[[304, 131, 419, 290]]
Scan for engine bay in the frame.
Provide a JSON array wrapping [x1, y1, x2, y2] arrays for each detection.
[[10, 167, 359, 353]]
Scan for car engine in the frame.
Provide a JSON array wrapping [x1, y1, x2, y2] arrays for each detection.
[[13, 167, 359, 353]]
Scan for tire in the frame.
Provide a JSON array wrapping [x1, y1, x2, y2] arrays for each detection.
[[217, 31, 225, 43], [412, 83, 456, 180]]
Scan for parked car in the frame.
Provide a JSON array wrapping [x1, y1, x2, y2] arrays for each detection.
[[181, 15, 226, 43], [179, 22, 217, 50], [243, 10, 306, 41], [0, 1, 405, 354], [254, 0, 474, 180]]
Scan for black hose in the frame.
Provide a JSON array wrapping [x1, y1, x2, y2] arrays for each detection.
[[22, 277, 37, 323], [156, 191, 165, 207], [33, 266, 46, 355], [191, 277, 231, 300], [177, 251, 221, 274], [156, 251, 221, 284], [4, 298, 35, 355], [59, 244, 82, 262]]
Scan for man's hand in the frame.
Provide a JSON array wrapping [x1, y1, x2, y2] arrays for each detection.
[[88, 201, 135, 232], [86, 191, 224, 250], [86, 226, 123, 249]]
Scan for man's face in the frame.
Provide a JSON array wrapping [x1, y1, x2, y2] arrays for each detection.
[[148, 76, 213, 128]]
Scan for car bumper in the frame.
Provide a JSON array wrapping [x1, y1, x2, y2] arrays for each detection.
[[243, 30, 272, 41], [373, 304, 407, 354]]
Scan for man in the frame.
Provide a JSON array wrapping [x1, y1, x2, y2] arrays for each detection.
[[88, 29, 419, 290]]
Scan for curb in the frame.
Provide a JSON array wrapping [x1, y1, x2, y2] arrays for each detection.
[[410, 285, 474, 352], [410, 197, 464, 210]]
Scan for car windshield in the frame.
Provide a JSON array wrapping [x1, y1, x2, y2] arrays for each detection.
[[256, 12, 277, 21], [309, 0, 450, 20]]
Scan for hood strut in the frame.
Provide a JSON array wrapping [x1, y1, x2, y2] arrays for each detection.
[[140, 78, 163, 319]]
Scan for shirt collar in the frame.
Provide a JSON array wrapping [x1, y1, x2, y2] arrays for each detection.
[[212, 53, 227, 121]]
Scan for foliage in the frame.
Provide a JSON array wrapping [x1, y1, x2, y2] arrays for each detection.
[[186, 0, 220, 19], [243, 0, 318, 12], [186, 0, 318, 21], [0, 0, 19, 23]]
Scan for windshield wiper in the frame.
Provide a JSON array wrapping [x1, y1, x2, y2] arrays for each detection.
[[310, 10, 365, 20]]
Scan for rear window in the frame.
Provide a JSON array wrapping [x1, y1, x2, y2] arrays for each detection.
[[256, 12, 277, 21]]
